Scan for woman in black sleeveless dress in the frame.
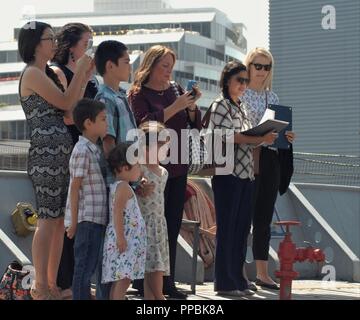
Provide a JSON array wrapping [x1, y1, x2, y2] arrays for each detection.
[[18, 21, 92, 299], [50, 23, 98, 297]]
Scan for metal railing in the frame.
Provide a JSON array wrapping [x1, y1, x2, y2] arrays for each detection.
[[293, 152, 360, 187], [0, 140, 359, 186], [0, 140, 29, 171]]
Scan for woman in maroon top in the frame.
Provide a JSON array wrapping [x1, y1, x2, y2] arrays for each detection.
[[129, 45, 202, 298]]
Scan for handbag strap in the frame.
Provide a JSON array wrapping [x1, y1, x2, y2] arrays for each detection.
[[201, 99, 232, 129], [201, 104, 212, 129], [170, 81, 181, 97]]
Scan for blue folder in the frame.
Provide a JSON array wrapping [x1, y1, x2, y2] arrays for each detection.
[[268, 104, 293, 149]]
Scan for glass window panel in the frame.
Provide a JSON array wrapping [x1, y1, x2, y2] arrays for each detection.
[[1, 122, 9, 140], [16, 121, 25, 140], [0, 52, 6, 63], [9, 121, 17, 139]]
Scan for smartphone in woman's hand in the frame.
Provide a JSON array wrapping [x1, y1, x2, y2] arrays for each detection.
[[186, 80, 197, 97], [85, 39, 94, 58]]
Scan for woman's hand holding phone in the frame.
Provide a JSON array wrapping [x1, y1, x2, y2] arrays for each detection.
[[186, 80, 202, 110]]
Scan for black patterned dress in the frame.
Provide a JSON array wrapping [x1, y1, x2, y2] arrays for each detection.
[[20, 89, 73, 219]]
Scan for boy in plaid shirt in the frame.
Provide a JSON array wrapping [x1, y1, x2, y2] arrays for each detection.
[[64, 98, 108, 300]]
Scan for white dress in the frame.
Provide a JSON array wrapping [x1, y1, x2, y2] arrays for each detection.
[[137, 165, 170, 275], [102, 181, 146, 283]]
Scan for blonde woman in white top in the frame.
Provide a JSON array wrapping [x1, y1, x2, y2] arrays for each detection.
[[243, 48, 296, 290]]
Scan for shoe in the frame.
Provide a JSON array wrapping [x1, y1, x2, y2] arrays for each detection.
[[90, 288, 96, 300], [132, 280, 144, 296], [61, 288, 73, 300], [216, 290, 245, 297], [164, 287, 188, 299], [242, 289, 256, 296], [255, 278, 280, 290], [30, 283, 52, 300], [247, 282, 258, 292], [134, 288, 144, 297], [49, 286, 63, 300]]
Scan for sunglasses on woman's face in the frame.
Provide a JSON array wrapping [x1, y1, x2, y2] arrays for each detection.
[[235, 77, 250, 85], [251, 63, 272, 71]]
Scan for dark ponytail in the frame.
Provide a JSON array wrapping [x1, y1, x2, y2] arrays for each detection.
[[52, 23, 93, 65], [46, 65, 64, 92]]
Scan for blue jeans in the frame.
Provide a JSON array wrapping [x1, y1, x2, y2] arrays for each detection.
[[72, 221, 105, 300], [95, 227, 111, 300]]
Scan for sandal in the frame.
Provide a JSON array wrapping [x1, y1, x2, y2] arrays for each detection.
[[61, 288, 73, 300], [49, 286, 63, 300], [30, 283, 52, 300]]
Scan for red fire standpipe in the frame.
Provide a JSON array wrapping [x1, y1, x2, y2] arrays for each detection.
[[274, 221, 325, 300]]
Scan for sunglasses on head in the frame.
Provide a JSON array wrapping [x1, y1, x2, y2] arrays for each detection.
[[251, 63, 272, 71], [235, 76, 250, 85]]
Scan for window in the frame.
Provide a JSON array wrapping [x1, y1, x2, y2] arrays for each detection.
[[0, 72, 21, 79], [226, 28, 238, 45], [206, 49, 224, 66], [9, 121, 17, 140], [183, 44, 206, 64], [190, 23, 201, 34], [25, 122, 30, 139], [0, 52, 7, 63], [0, 122, 9, 140], [201, 22, 211, 38], [7, 51, 18, 62], [200, 77, 209, 90], [0, 94, 19, 106], [16, 121, 26, 140], [174, 71, 194, 89]]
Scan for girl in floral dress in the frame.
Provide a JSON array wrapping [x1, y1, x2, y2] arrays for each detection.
[[137, 121, 170, 300], [101, 143, 146, 300]]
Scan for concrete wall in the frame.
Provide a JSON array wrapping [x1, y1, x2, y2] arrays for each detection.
[[0, 171, 205, 285], [0, 171, 358, 282], [276, 183, 360, 282], [0, 171, 35, 271], [296, 183, 360, 257]]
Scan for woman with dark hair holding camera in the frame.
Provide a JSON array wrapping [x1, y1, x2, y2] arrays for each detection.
[[50, 23, 98, 298], [209, 61, 277, 297], [51, 22, 98, 144], [18, 21, 92, 299]]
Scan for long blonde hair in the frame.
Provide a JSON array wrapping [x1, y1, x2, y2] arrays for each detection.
[[244, 47, 275, 91], [129, 45, 176, 95]]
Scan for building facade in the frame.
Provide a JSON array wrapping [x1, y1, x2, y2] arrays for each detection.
[[94, 0, 171, 12], [0, 0, 247, 140]]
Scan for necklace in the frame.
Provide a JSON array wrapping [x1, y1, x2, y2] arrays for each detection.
[[145, 82, 169, 96]]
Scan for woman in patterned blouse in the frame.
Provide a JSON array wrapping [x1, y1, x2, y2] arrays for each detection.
[[209, 61, 277, 297]]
